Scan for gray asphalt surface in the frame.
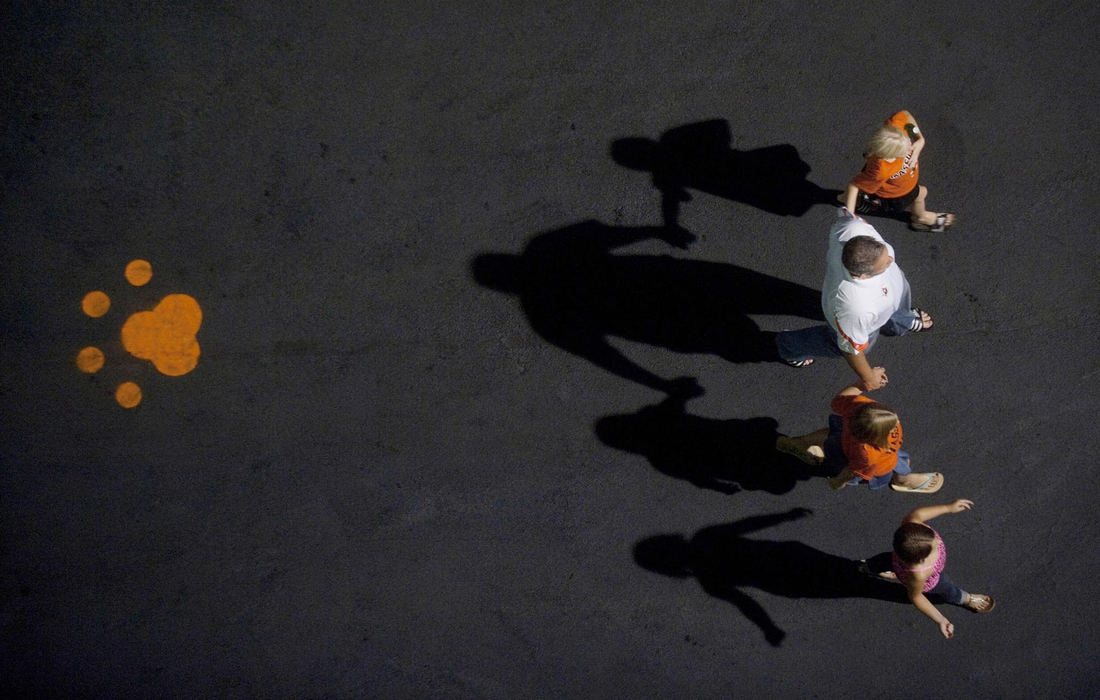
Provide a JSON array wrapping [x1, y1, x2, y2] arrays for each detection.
[[2, 1, 1099, 697]]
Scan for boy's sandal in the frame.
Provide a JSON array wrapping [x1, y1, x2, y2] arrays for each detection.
[[964, 593, 996, 614], [909, 212, 956, 232], [784, 358, 814, 368], [775, 436, 825, 465], [907, 308, 934, 332], [889, 472, 944, 493]]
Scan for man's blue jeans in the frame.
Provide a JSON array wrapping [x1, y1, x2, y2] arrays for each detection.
[[776, 284, 917, 363]]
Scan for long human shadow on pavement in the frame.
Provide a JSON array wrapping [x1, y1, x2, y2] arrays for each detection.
[[595, 394, 832, 495], [634, 508, 906, 647], [471, 220, 822, 397], [612, 119, 840, 227]]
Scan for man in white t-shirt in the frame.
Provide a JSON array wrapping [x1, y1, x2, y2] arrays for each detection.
[[776, 208, 933, 391]]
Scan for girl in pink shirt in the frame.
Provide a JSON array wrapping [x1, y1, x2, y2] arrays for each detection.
[[862, 499, 995, 638]]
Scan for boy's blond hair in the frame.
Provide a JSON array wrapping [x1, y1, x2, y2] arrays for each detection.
[[864, 125, 911, 159]]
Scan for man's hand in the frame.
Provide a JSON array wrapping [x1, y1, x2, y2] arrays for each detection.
[[861, 366, 889, 391]]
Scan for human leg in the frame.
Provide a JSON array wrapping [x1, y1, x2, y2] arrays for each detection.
[[907, 185, 956, 229], [821, 415, 861, 489], [775, 325, 846, 364], [859, 552, 898, 581], [887, 451, 944, 493], [889, 472, 944, 492], [881, 278, 932, 336], [776, 428, 828, 464], [926, 572, 967, 605], [928, 572, 995, 613]]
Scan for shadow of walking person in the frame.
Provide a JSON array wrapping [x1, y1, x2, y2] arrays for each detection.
[[471, 220, 822, 397], [634, 508, 906, 647], [612, 119, 840, 227], [595, 394, 828, 495]]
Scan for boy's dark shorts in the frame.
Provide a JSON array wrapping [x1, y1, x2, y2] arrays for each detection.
[[854, 184, 920, 216]]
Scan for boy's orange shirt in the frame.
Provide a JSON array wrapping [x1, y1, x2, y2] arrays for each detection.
[[849, 111, 919, 199], [830, 393, 903, 479]]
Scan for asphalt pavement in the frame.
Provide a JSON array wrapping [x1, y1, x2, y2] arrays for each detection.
[[2, 2, 1098, 697]]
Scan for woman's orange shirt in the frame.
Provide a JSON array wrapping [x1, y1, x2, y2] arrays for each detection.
[[830, 393, 903, 479]]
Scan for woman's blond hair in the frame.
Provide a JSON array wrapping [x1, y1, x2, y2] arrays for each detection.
[[849, 401, 899, 449], [864, 125, 911, 159]]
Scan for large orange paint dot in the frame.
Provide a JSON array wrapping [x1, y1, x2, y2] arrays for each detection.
[[125, 259, 153, 286], [121, 294, 202, 376], [76, 346, 105, 373], [82, 291, 111, 317], [115, 382, 142, 408]]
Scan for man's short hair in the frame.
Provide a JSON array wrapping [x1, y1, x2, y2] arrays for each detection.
[[842, 236, 886, 276]]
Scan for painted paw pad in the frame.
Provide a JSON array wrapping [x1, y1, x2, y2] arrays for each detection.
[[77, 259, 202, 408]]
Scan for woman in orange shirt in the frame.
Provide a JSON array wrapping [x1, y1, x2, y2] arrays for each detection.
[[843, 110, 956, 232], [776, 382, 944, 492]]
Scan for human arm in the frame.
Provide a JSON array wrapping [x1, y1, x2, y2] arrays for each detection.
[[843, 350, 888, 391], [897, 110, 925, 165], [844, 183, 861, 212], [905, 574, 955, 639], [903, 499, 974, 525]]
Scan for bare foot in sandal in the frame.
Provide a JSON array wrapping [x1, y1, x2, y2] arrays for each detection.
[[776, 436, 824, 465], [963, 593, 995, 613], [889, 471, 944, 493], [910, 212, 956, 232]]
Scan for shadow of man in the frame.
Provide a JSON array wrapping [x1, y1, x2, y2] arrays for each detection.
[[471, 220, 822, 397], [612, 119, 839, 227], [595, 395, 828, 495], [634, 508, 905, 646]]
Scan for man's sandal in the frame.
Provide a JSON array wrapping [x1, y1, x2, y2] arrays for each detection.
[[909, 212, 956, 232], [784, 358, 814, 368], [907, 308, 934, 332]]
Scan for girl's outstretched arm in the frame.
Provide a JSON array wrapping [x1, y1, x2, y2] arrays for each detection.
[[903, 499, 974, 525]]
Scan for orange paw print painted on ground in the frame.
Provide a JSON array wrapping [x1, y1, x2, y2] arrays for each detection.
[[76, 260, 202, 408]]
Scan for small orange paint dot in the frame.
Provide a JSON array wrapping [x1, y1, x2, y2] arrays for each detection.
[[125, 259, 153, 286], [115, 382, 142, 408], [82, 290, 111, 317], [76, 346, 105, 373]]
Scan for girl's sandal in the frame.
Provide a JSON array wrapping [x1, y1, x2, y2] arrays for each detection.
[[857, 560, 898, 582], [964, 593, 996, 613]]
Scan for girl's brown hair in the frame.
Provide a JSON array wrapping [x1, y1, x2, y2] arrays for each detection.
[[849, 401, 899, 449], [893, 522, 936, 565]]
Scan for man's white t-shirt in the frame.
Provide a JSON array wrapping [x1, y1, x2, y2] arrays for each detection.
[[821, 208, 907, 354]]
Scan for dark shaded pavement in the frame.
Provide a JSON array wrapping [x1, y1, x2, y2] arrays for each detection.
[[2, 2, 1098, 697]]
